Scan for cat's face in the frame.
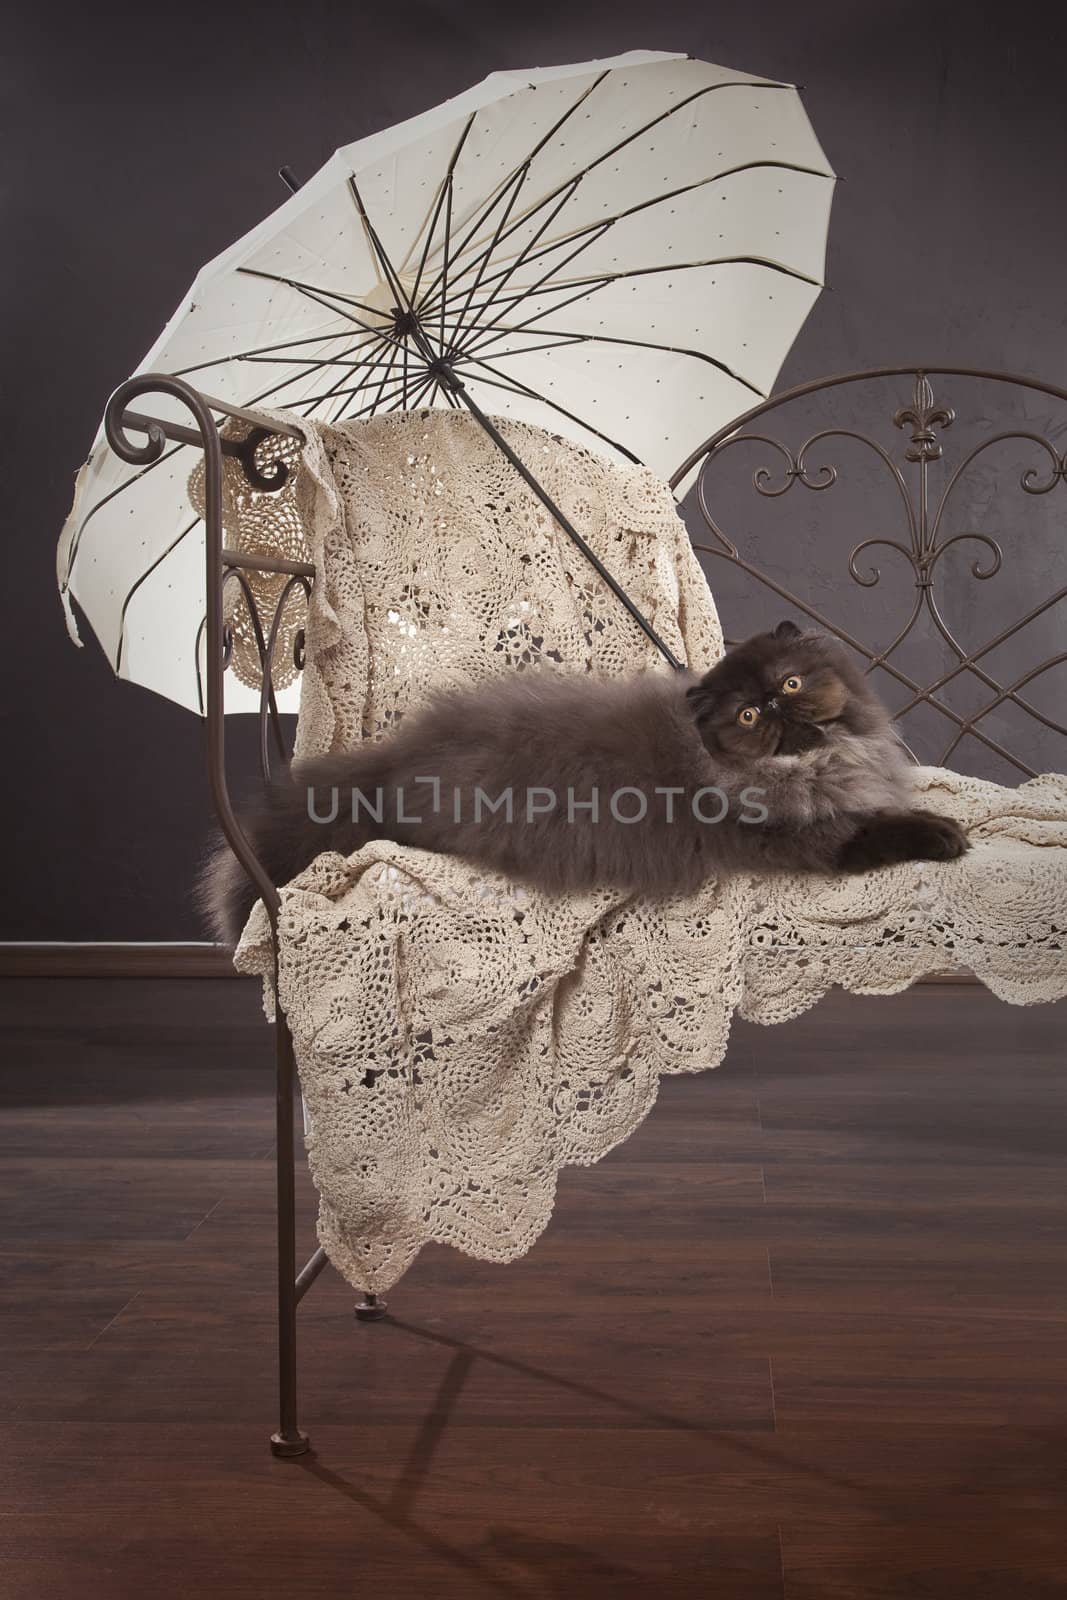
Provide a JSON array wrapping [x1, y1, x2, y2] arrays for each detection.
[[686, 621, 878, 760]]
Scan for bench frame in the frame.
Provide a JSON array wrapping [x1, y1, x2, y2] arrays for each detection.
[[103, 363, 1067, 1456]]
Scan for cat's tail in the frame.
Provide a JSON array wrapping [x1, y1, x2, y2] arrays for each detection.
[[195, 750, 388, 947], [194, 834, 262, 950], [193, 784, 307, 950]]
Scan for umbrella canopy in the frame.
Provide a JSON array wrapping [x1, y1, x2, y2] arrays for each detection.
[[57, 47, 836, 713]]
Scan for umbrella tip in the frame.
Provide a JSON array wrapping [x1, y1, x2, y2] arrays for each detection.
[[279, 166, 301, 194]]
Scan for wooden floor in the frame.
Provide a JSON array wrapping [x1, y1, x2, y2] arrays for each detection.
[[2, 977, 1066, 1598]]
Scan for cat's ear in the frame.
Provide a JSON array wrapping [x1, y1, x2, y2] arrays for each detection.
[[773, 619, 803, 642], [685, 681, 718, 722]]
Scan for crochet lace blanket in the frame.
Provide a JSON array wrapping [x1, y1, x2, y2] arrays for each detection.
[[217, 410, 1067, 1293]]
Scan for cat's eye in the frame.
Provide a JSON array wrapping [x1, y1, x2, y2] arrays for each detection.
[[781, 675, 803, 695], [737, 706, 761, 727]]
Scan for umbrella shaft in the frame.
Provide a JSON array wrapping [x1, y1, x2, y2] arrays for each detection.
[[445, 373, 684, 672]]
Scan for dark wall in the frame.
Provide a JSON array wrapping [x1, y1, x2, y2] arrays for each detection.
[[5, 0, 1066, 939]]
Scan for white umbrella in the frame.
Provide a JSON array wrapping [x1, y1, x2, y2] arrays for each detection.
[[57, 47, 836, 713]]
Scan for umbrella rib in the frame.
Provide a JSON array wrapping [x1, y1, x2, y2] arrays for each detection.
[[241, 335, 391, 412], [439, 218, 617, 351], [533, 250, 825, 291], [299, 333, 396, 422], [233, 267, 386, 323], [417, 69, 611, 313], [283, 331, 428, 416], [345, 175, 391, 296], [393, 371, 437, 414], [437, 177, 586, 357], [461, 353, 641, 462], [475, 324, 766, 397], [62, 439, 187, 585], [171, 327, 380, 381], [421, 179, 592, 333], [456, 333, 591, 360], [421, 78, 797, 310], [194, 613, 208, 717], [311, 360, 441, 423], [224, 279, 429, 410], [333, 365, 436, 426], [243, 332, 398, 414], [347, 178, 425, 330], [282, 366, 416, 420], [113, 514, 201, 675], [368, 331, 406, 417], [446, 313, 766, 397], [454, 252, 823, 370], [230, 344, 399, 368], [348, 176, 462, 390], [426, 158, 832, 322], [407, 112, 476, 305], [239, 198, 444, 406], [317, 327, 403, 413], [439, 163, 454, 353], [233, 348, 401, 371], [236, 266, 410, 353], [437, 162, 526, 350], [444, 162, 534, 357], [449, 274, 620, 354]]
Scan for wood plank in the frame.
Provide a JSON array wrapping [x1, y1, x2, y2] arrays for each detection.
[[1, 977, 1065, 1600], [0, 943, 238, 977]]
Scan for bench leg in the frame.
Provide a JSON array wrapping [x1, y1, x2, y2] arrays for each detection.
[[355, 1292, 388, 1322], [270, 1010, 311, 1458]]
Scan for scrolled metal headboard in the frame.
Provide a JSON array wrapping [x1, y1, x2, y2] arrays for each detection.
[[671, 367, 1067, 781], [112, 366, 1067, 790]]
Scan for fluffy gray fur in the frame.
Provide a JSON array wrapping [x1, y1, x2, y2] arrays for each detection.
[[200, 621, 969, 944]]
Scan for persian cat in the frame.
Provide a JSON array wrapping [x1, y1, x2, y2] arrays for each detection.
[[201, 621, 969, 943]]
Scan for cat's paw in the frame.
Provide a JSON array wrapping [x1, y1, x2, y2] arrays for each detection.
[[906, 810, 971, 861], [838, 809, 970, 872]]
